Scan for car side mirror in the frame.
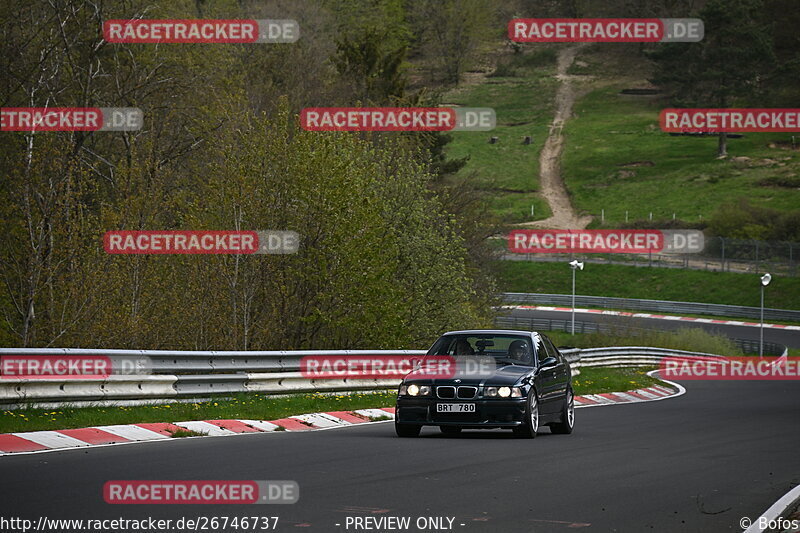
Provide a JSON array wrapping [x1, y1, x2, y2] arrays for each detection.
[[538, 356, 558, 370]]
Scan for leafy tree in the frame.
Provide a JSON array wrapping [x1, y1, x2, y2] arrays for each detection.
[[409, 0, 497, 85], [762, 0, 800, 106], [0, 0, 496, 349], [333, 28, 408, 104], [649, 0, 775, 157]]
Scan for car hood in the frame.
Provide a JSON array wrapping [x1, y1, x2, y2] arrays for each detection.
[[405, 363, 531, 386]]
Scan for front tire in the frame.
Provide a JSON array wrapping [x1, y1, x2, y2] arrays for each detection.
[[513, 391, 539, 439], [550, 387, 574, 434], [395, 421, 421, 438]]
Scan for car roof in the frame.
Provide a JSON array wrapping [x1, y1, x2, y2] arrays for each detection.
[[442, 329, 540, 337]]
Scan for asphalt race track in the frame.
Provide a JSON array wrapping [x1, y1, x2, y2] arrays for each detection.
[[507, 308, 800, 349], [2, 377, 799, 532]]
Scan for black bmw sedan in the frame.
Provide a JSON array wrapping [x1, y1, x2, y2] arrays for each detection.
[[395, 330, 574, 438]]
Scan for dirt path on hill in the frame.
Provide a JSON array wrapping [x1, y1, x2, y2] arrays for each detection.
[[518, 44, 593, 230]]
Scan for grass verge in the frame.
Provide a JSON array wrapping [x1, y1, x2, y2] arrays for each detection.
[[0, 391, 396, 435], [572, 367, 661, 396], [546, 328, 743, 357], [495, 260, 800, 310], [169, 428, 206, 438]]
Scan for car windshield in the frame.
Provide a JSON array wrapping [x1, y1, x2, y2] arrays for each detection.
[[426, 334, 534, 365]]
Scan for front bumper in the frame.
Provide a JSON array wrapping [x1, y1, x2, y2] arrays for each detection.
[[395, 396, 527, 428]]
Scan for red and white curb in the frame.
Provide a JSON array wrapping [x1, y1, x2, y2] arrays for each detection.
[[501, 305, 800, 330], [573, 381, 684, 408], [0, 378, 682, 456], [0, 408, 396, 456]]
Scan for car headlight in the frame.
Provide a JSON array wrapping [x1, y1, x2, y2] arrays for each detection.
[[403, 384, 431, 396], [483, 386, 522, 398]]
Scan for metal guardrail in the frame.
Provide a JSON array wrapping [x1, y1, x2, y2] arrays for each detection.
[[0, 344, 785, 407], [0, 348, 426, 375], [500, 292, 800, 322], [0, 349, 426, 406], [493, 316, 789, 357], [573, 346, 727, 368]]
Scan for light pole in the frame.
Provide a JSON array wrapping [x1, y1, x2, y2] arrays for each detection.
[[569, 260, 584, 335], [759, 273, 771, 358]]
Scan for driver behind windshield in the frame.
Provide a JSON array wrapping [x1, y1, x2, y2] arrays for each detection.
[[507, 340, 531, 364], [453, 338, 475, 355]]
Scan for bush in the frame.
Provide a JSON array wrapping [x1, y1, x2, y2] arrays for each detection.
[[707, 199, 800, 241], [488, 48, 557, 78]]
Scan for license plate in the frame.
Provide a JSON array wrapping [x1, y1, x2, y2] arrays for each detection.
[[436, 403, 475, 413]]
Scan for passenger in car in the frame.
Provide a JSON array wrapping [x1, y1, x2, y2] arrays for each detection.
[[508, 340, 532, 364]]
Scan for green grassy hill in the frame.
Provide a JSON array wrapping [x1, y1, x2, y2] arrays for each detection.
[[563, 86, 800, 226], [443, 48, 559, 223], [446, 44, 800, 226]]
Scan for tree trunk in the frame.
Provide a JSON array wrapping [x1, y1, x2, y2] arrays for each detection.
[[717, 131, 728, 157]]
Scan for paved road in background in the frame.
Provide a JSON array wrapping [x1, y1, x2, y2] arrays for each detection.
[[506, 307, 800, 348], [2, 378, 798, 532]]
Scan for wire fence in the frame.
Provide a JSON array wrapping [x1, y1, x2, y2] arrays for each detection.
[[502, 236, 800, 277]]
